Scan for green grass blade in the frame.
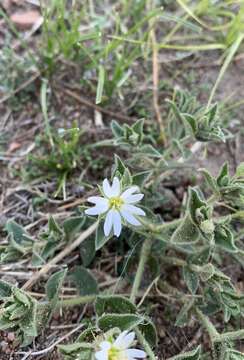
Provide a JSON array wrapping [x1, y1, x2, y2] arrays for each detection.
[[207, 33, 244, 108], [96, 65, 105, 104], [40, 79, 54, 148]]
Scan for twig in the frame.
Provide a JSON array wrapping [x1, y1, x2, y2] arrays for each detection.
[[56, 85, 136, 123], [18, 323, 84, 358], [22, 221, 98, 290]]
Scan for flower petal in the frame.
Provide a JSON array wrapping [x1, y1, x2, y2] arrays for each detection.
[[110, 177, 121, 197], [121, 204, 146, 216], [126, 349, 147, 359], [120, 209, 141, 226], [95, 349, 108, 360], [103, 178, 112, 198], [100, 341, 111, 350], [85, 201, 109, 216], [87, 196, 108, 206], [85, 197, 109, 215], [121, 186, 140, 200], [112, 209, 122, 237], [124, 193, 144, 204], [104, 209, 113, 236], [114, 331, 135, 349]]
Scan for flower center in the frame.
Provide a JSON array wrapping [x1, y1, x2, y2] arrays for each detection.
[[109, 197, 124, 210], [108, 347, 127, 360]]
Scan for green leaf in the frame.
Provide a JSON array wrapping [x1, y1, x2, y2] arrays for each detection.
[[58, 342, 93, 359], [226, 349, 244, 360], [80, 235, 96, 267], [0, 280, 12, 299], [48, 216, 63, 235], [217, 163, 229, 186], [111, 120, 124, 138], [199, 168, 218, 194], [171, 214, 200, 245], [199, 263, 215, 282], [95, 295, 137, 316], [132, 171, 152, 187], [175, 299, 194, 327], [169, 345, 201, 360], [63, 216, 85, 241], [70, 266, 98, 296], [236, 163, 244, 178], [188, 188, 206, 225], [46, 268, 67, 309], [183, 266, 199, 294], [6, 220, 27, 244], [95, 221, 112, 250], [96, 65, 105, 104], [139, 144, 161, 158], [138, 319, 158, 348], [215, 225, 238, 253], [132, 119, 144, 140], [98, 313, 143, 332], [183, 113, 197, 133]]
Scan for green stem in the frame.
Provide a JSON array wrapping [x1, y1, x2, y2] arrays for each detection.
[[213, 329, 244, 343], [135, 328, 157, 360], [207, 33, 244, 108], [56, 295, 96, 308], [130, 237, 153, 304], [195, 307, 219, 343]]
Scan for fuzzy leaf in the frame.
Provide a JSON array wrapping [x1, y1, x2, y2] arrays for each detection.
[[199, 168, 218, 194], [236, 163, 244, 177], [215, 225, 238, 253], [139, 144, 161, 158], [183, 266, 199, 294], [111, 120, 124, 138], [98, 313, 143, 332], [63, 216, 85, 241], [95, 295, 137, 316], [46, 268, 67, 309], [139, 319, 158, 348], [95, 221, 112, 250], [188, 188, 206, 225], [175, 299, 194, 327], [48, 216, 63, 235], [199, 263, 215, 282], [70, 266, 98, 296], [132, 171, 152, 187], [169, 345, 201, 359], [80, 235, 96, 267], [6, 220, 27, 244], [171, 214, 200, 245], [0, 280, 12, 299]]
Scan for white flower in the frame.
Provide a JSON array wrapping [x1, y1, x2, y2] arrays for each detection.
[[85, 177, 145, 237], [95, 331, 146, 360]]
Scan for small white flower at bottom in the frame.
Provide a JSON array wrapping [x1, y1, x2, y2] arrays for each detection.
[[85, 177, 145, 237], [95, 331, 146, 360]]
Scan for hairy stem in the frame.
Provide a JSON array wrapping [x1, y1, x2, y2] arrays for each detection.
[[130, 237, 153, 303], [195, 307, 219, 343], [135, 328, 157, 360], [56, 295, 97, 308]]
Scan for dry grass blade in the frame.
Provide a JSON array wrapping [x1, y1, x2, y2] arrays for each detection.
[[22, 221, 99, 290]]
